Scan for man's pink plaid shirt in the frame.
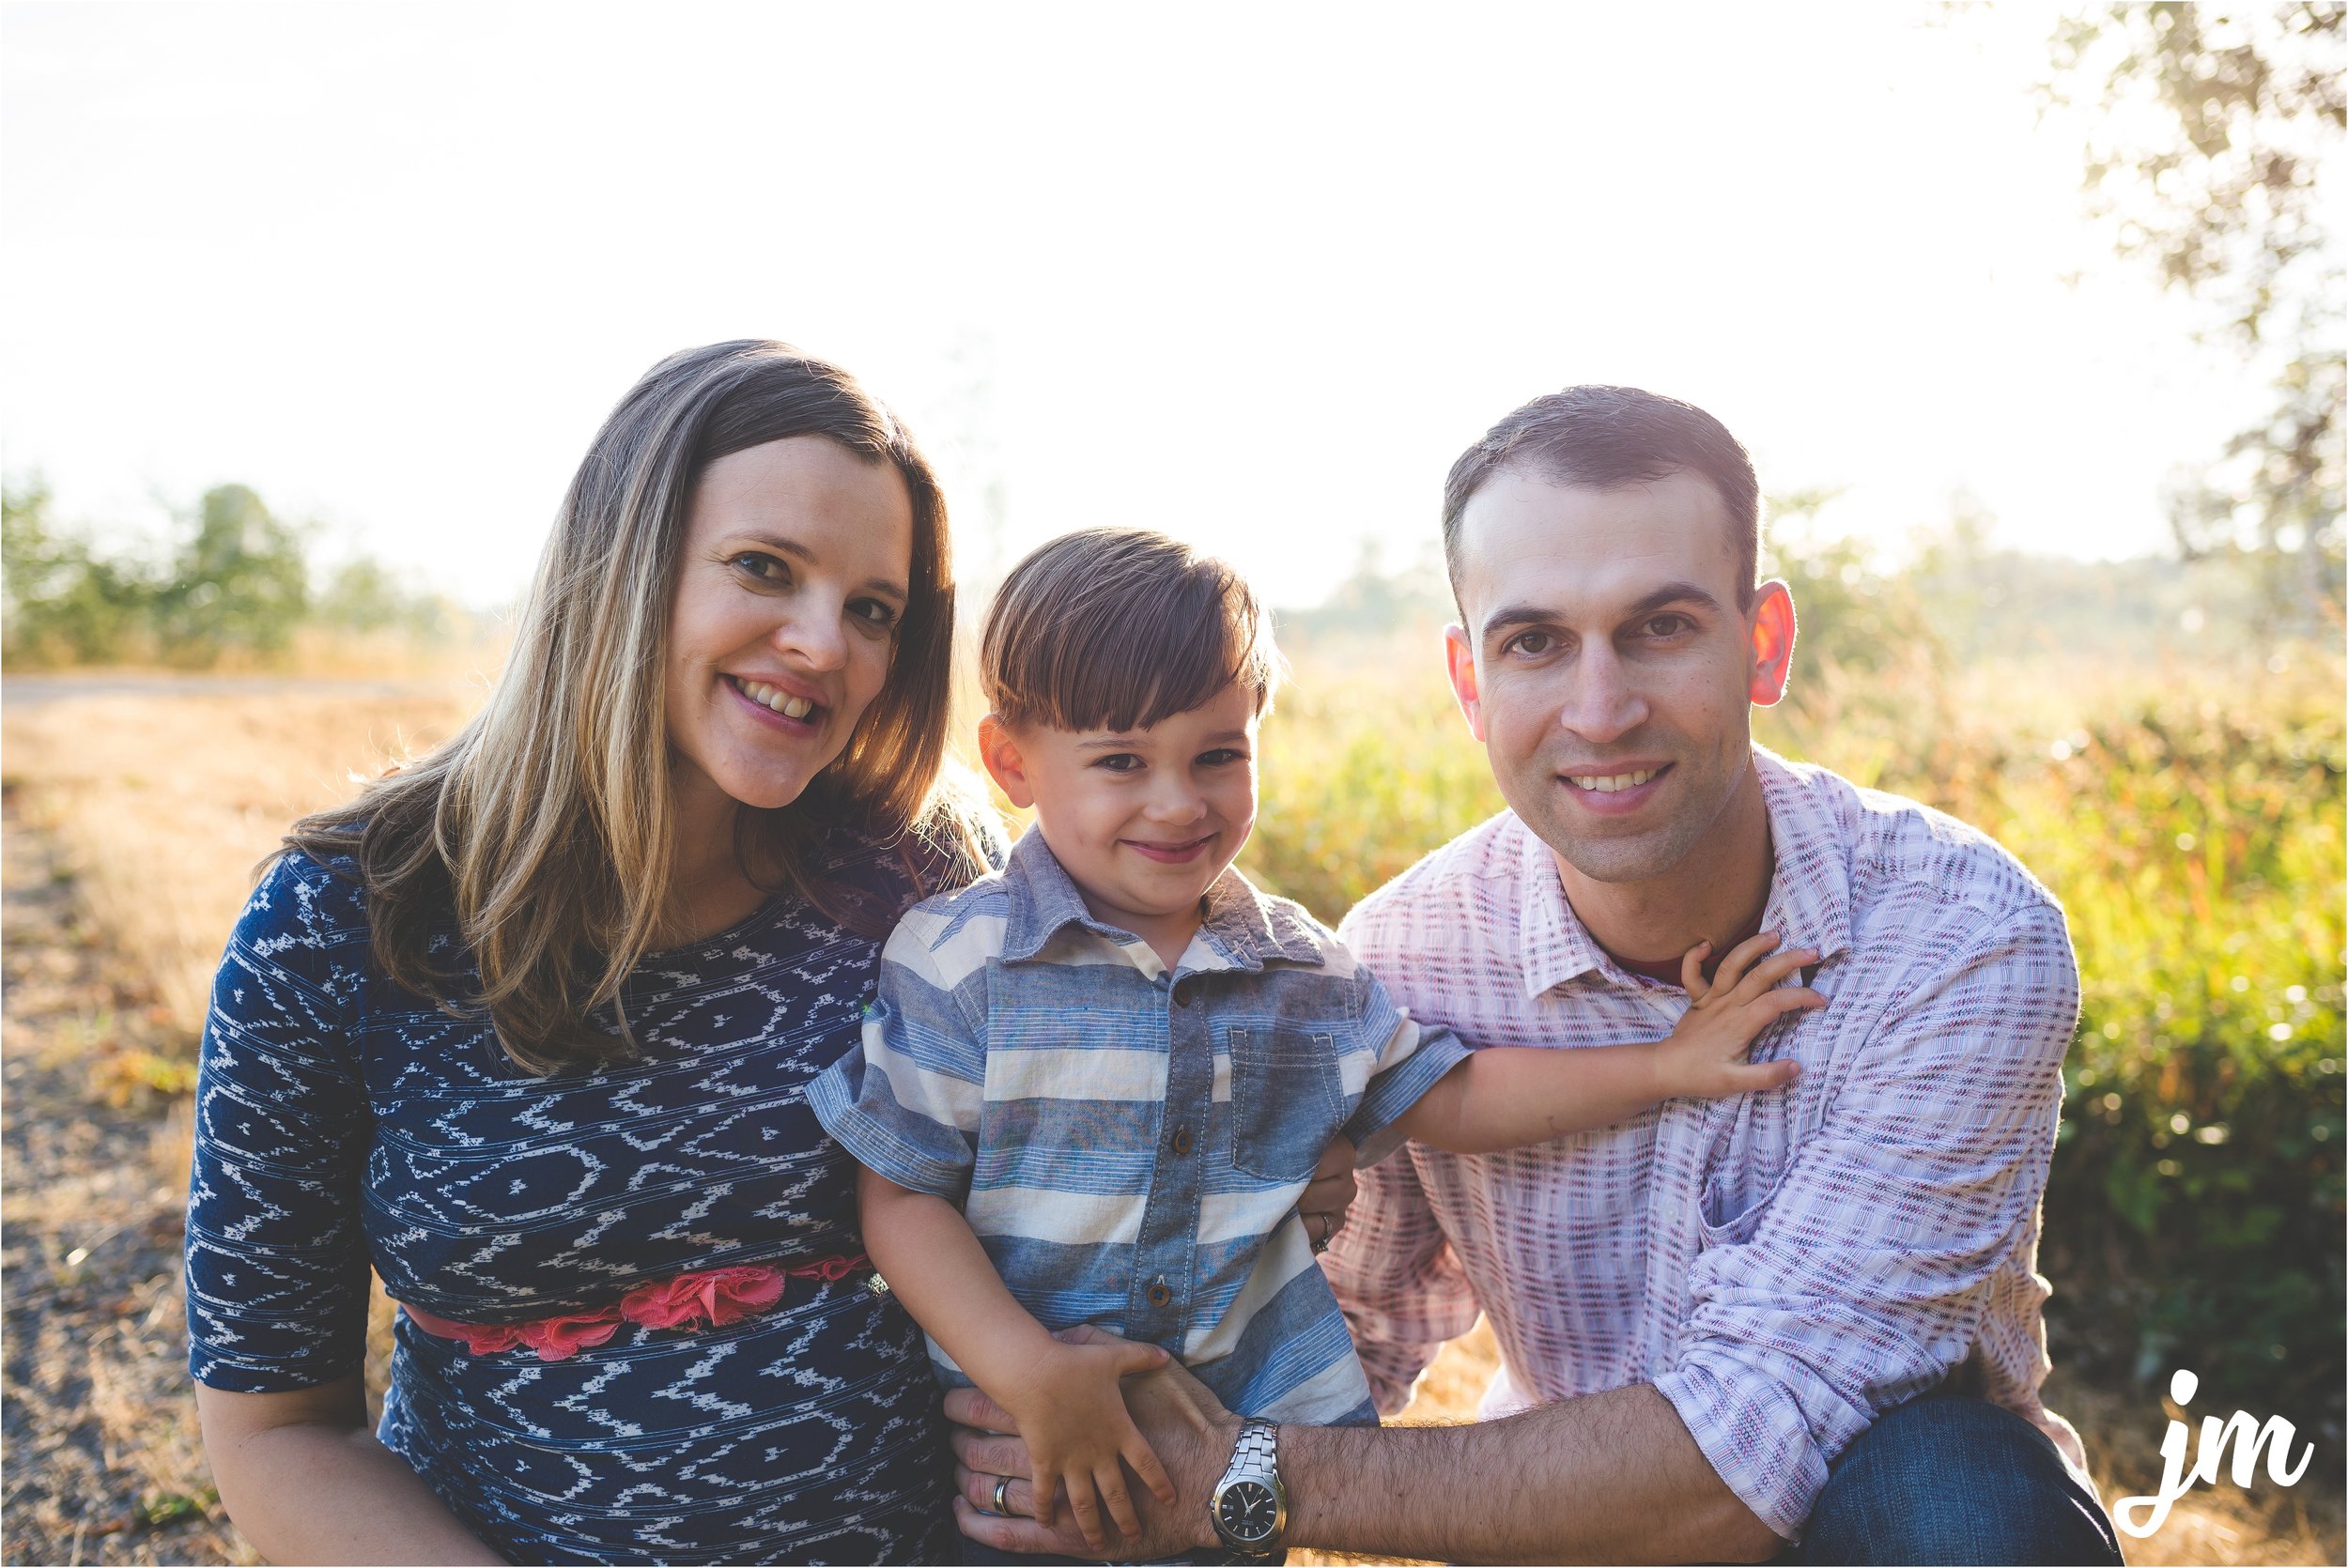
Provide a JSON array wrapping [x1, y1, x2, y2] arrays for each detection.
[[1324, 746, 2087, 1543]]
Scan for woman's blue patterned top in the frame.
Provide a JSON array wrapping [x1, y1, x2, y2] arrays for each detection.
[[185, 824, 970, 1564]]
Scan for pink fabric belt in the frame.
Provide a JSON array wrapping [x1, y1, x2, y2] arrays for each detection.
[[400, 1254, 871, 1361]]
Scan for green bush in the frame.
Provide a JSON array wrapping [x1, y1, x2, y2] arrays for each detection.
[[2, 478, 158, 665], [1990, 686, 2344, 1436], [2, 476, 453, 669]]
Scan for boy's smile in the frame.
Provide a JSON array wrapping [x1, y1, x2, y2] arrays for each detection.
[[979, 681, 1260, 967], [1123, 832, 1217, 864]]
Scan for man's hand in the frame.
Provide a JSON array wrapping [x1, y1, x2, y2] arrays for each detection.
[[950, 1326, 1239, 1560]]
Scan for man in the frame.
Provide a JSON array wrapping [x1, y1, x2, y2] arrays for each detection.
[[952, 386, 2124, 1563]]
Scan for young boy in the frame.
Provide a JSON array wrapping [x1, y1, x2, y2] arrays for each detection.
[[810, 529, 1820, 1560]]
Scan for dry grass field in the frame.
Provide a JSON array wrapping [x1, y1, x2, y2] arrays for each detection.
[[3, 679, 481, 1037], [1, 669, 2338, 1565], [2, 680, 460, 1565]]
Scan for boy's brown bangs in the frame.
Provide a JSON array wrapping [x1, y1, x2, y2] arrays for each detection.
[[983, 529, 1279, 734]]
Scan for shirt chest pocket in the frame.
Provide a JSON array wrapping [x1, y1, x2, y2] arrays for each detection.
[[1693, 1081, 1803, 1249], [1698, 1164, 1785, 1250], [1225, 1026, 1344, 1183]]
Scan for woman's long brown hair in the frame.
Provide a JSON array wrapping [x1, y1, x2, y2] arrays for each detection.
[[287, 341, 982, 1073]]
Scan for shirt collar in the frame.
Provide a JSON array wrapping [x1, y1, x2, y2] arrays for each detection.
[[1750, 745, 1855, 965], [1517, 818, 1607, 998], [1197, 867, 1330, 973], [1513, 744, 1856, 1000], [998, 825, 1324, 974]]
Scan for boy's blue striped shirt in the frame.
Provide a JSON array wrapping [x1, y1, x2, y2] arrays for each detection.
[[810, 827, 1468, 1425]]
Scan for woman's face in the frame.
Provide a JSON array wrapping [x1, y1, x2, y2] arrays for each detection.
[[663, 436, 915, 827]]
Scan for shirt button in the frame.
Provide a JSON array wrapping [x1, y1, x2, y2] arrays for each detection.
[[1172, 1125, 1194, 1156], [1146, 1280, 1173, 1309]]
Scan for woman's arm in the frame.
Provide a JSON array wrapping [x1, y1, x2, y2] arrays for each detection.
[[194, 1377, 502, 1565], [190, 857, 500, 1564], [1394, 934, 1821, 1153], [857, 1168, 1176, 1552]]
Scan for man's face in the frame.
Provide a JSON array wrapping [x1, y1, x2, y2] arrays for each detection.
[[1444, 468, 1794, 885]]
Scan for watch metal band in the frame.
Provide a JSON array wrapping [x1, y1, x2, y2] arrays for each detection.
[[1228, 1418, 1280, 1477]]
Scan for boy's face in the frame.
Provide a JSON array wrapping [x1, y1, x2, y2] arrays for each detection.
[[980, 681, 1260, 953]]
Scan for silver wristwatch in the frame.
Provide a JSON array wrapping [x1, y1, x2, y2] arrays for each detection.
[[1209, 1418, 1288, 1560]]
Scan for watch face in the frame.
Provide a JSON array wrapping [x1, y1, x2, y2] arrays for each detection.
[[1217, 1481, 1279, 1544]]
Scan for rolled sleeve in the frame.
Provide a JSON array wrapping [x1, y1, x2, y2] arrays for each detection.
[[1343, 1015, 1469, 1169], [1339, 966, 1471, 1166], [1653, 904, 2078, 1541], [1323, 1145, 1483, 1415], [808, 921, 984, 1201]]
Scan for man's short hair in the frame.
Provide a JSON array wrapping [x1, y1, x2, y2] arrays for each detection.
[[1441, 385, 1761, 609], [981, 526, 1280, 732]]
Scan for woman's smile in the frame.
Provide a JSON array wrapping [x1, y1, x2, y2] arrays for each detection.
[[723, 672, 828, 732]]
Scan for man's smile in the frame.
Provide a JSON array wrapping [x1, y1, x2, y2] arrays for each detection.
[[1566, 766, 1663, 792], [1556, 761, 1673, 815]]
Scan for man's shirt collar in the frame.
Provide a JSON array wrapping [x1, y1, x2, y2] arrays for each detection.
[[1516, 746, 1856, 1000], [998, 824, 1324, 976], [1752, 746, 1855, 969], [1517, 822, 1606, 998]]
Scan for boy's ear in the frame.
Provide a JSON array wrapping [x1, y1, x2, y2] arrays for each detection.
[[977, 715, 1038, 810]]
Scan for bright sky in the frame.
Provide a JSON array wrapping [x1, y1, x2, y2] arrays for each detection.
[[0, 1, 2266, 608]]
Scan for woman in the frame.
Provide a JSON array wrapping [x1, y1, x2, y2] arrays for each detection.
[[185, 341, 987, 1563]]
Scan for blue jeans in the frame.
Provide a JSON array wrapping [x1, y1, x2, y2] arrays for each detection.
[[1787, 1394, 2124, 1564]]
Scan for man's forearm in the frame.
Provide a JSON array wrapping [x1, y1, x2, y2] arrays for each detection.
[[945, 1347, 1782, 1564], [1282, 1383, 1782, 1564]]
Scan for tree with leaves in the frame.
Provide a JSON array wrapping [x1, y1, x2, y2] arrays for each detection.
[[3, 481, 331, 667], [2, 478, 160, 665], [2047, 2, 2343, 624], [160, 483, 311, 660]]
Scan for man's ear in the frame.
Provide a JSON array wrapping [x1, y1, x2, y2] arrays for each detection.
[[1444, 624, 1488, 742], [976, 714, 1037, 809], [1747, 580, 1797, 706]]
